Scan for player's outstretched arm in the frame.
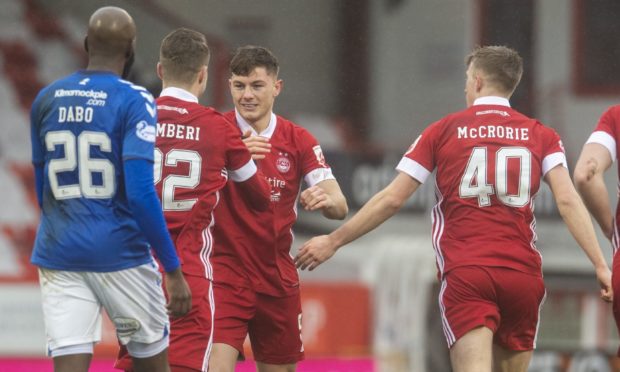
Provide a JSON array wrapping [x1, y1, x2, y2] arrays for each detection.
[[300, 179, 348, 220], [573, 143, 614, 240], [295, 172, 419, 271], [124, 158, 192, 316], [546, 165, 613, 302]]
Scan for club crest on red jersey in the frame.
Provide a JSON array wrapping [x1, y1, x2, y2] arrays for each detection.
[[276, 152, 291, 173]]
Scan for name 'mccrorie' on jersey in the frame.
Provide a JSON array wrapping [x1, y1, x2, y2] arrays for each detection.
[[397, 96, 567, 279], [30, 70, 158, 272]]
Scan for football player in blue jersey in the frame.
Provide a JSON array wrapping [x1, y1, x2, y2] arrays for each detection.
[[29, 6, 191, 372]]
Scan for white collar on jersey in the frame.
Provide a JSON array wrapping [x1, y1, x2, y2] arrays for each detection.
[[473, 96, 511, 107], [159, 87, 199, 103], [235, 109, 277, 139]]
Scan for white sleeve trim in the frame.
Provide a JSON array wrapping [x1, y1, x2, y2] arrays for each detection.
[[304, 167, 335, 187], [542, 152, 568, 176], [586, 131, 617, 162], [396, 157, 431, 184], [229, 160, 258, 182]]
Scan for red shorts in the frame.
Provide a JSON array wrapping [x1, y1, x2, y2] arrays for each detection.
[[213, 282, 304, 365], [612, 251, 620, 356], [115, 274, 213, 371], [439, 266, 545, 350]]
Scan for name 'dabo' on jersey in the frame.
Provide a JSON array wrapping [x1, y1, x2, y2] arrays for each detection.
[[57, 106, 93, 123], [156, 122, 201, 141]]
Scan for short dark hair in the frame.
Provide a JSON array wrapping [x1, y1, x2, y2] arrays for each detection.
[[230, 45, 279, 77], [160, 28, 210, 84], [465, 46, 523, 94]]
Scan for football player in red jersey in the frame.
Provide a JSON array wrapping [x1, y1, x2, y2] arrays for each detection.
[[574, 102, 620, 356], [115, 29, 270, 372], [208, 46, 348, 372], [295, 46, 612, 372]]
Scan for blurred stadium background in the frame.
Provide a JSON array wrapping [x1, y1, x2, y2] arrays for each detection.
[[1, 0, 620, 371]]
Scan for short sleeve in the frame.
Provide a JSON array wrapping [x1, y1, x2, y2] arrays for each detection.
[[224, 122, 257, 182], [541, 127, 567, 176], [298, 129, 335, 187], [585, 106, 619, 162], [395, 121, 439, 184], [30, 89, 46, 165], [122, 87, 157, 161]]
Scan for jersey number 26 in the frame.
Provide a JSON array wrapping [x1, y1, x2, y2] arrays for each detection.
[[45, 130, 115, 199]]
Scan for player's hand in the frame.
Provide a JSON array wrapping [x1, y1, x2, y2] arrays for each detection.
[[242, 130, 271, 160], [294, 235, 337, 271], [164, 268, 192, 317], [300, 185, 334, 212], [595, 265, 613, 303]]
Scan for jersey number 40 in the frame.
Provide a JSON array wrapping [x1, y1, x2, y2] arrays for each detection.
[[459, 146, 531, 208]]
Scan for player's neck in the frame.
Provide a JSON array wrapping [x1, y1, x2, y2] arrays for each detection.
[[477, 87, 510, 101], [248, 113, 272, 134], [162, 81, 201, 100], [86, 57, 124, 76]]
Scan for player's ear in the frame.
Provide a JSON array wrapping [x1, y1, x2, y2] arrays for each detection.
[[156, 62, 164, 80], [198, 65, 208, 85], [274, 79, 283, 97], [475, 74, 483, 93]]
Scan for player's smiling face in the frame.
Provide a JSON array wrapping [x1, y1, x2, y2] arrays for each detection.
[[230, 67, 282, 126]]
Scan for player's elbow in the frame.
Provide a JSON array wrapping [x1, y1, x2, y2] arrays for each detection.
[[573, 158, 601, 193], [326, 199, 348, 220], [572, 165, 591, 192], [554, 189, 580, 216], [237, 175, 271, 211], [382, 192, 406, 215], [337, 201, 349, 220]]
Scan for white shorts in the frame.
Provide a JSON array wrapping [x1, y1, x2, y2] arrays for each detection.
[[38, 261, 169, 354]]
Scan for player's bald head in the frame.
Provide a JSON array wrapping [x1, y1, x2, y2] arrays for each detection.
[[86, 6, 136, 57]]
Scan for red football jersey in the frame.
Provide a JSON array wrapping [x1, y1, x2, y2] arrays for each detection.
[[585, 104, 620, 253], [154, 88, 258, 278], [397, 96, 566, 278], [211, 111, 335, 296]]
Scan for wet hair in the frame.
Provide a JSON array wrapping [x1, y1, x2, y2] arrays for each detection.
[[465, 45, 523, 94], [230, 45, 279, 77], [160, 28, 210, 84]]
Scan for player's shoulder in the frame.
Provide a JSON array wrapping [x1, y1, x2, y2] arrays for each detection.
[[38, 71, 81, 94], [116, 78, 154, 101], [198, 106, 235, 128], [222, 110, 236, 123], [600, 104, 620, 119], [32, 71, 85, 108], [276, 114, 316, 139]]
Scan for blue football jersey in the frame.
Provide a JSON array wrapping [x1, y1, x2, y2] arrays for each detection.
[[30, 70, 158, 272]]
